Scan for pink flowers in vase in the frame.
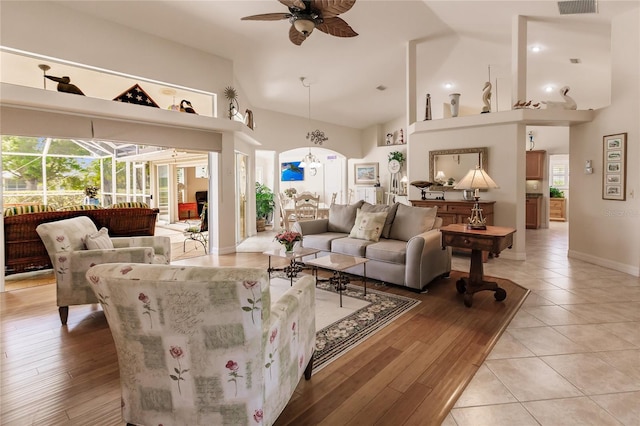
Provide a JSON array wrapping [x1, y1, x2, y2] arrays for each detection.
[[274, 230, 302, 252]]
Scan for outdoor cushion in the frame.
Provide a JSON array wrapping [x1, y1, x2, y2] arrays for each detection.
[[108, 202, 149, 208], [389, 204, 438, 242], [349, 209, 388, 242], [3, 205, 56, 216], [58, 205, 104, 211], [327, 200, 364, 233]]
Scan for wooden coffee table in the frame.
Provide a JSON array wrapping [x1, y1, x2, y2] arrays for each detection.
[[305, 253, 369, 307], [440, 224, 516, 307], [263, 247, 320, 286]]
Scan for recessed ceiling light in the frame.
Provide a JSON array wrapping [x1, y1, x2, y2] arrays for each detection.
[[531, 45, 541, 53], [376, 85, 387, 91], [444, 82, 453, 89], [545, 85, 554, 93], [569, 58, 581, 64]]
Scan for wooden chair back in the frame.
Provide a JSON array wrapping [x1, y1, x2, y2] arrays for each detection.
[[293, 193, 319, 222]]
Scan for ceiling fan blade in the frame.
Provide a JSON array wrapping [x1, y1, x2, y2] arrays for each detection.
[[289, 25, 306, 45], [310, 0, 356, 18], [279, 0, 306, 10], [316, 17, 358, 37], [241, 13, 290, 21]]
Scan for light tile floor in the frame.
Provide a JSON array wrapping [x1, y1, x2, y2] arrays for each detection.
[[443, 222, 640, 426]]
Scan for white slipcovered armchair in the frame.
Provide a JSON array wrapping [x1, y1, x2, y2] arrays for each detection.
[[36, 216, 171, 325], [86, 264, 316, 426]]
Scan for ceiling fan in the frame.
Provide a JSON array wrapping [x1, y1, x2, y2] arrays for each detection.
[[241, 0, 358, 46]]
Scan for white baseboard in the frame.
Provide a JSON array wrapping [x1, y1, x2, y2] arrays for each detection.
[[210, 245, 237, 255], [568, 250, 640, 277]]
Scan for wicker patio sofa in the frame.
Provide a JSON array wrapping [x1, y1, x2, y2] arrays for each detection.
[[4, 205, 160, 275]]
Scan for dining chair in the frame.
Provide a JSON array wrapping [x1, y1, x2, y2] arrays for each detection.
[[330, 192, 337, 206], [278, 194, 296, 230], [346, 188, 354, 204], [293, 193, 319, 222]]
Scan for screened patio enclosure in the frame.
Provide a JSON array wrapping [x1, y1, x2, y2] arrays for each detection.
[[2, 135, 208, 224], [2, 135, 152, 209]]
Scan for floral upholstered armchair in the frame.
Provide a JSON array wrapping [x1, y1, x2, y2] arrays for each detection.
[[86, 263, 316, 426], [36, 216, 171, 325]]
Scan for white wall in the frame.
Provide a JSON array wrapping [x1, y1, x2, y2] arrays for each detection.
[[568, 9, 640, 276], [251, 108, 362, 158]]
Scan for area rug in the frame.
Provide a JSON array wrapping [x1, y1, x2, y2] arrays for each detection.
[[269, 275, 420, 373]]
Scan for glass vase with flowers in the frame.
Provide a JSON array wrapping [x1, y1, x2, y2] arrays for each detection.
[[274, 230, 302, 253]]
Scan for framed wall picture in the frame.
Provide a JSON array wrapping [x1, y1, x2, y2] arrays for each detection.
[[281, 161, 304, 181], [602, 132, 627, 201], [354, 162, 378, 185]]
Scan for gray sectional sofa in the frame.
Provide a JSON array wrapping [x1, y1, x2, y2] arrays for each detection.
[[292, 201, 452, 291]]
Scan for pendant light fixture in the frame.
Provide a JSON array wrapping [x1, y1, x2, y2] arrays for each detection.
[[298, 77, 326, 174]]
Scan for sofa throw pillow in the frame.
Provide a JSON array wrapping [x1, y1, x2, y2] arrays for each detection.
[[349, 209, 388, 242], [389, 204, 438, 242], [361, 202, 399, 239], [83, 227, 114, 250], [328, 200, 365, 233]]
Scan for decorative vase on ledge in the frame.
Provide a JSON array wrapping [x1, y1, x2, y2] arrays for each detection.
[[449, 93, 460, 117]]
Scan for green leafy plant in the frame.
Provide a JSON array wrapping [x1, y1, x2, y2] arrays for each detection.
[[550, 186, 564, 198], [388, 151, 405, 164], [255, 182, 275, 219]]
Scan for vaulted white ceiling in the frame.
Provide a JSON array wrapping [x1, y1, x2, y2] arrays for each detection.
[[44, 1, 640, 129]]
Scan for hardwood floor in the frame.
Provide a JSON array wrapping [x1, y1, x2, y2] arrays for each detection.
[[0, 251, 527, 426]]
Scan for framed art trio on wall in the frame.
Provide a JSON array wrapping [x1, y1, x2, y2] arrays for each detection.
[[602, 132, 627, 201]]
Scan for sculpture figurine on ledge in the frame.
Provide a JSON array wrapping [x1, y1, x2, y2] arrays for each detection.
[[45, 75, 85, 96], [481, 81, 491, 114], [542, 86, 577, 110], [180, 99, 198, 114], [411, 180, 434, 200]]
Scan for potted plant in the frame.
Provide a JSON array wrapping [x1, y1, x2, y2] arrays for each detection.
[[550, 186, 564, 198], [388, 151, 405, 164], [255, 182, 275, 232]]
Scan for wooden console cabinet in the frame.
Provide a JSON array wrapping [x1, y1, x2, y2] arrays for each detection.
[[411, 199, 496, 261], [411, 199, 495, 227], [549, 198, 566, 222]]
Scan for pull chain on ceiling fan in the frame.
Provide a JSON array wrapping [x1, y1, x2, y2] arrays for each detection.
[[241, 0, 358, 45]]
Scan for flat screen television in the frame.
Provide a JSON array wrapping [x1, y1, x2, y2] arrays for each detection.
[[281, 161, 304, 181]]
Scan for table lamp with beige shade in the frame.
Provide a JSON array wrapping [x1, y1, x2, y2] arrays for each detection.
[[453, 166, 499, 229]]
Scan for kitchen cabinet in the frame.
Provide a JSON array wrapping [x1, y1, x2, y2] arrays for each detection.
[[526, 196, 541, 229], [526, 150, 546, 180], [356, 187, 384, 204], [549, 198, 566, 222]]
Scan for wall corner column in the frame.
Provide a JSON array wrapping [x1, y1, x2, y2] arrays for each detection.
[[512, 15, 527, 107]]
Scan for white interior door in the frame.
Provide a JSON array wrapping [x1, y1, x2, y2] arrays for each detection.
[[323, 155, 344, 204]]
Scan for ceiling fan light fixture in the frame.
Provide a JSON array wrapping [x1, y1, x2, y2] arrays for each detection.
[[293, 18, 315, 36]]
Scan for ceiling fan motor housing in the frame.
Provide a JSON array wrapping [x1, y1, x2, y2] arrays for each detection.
[[290, 13, 322, 36]]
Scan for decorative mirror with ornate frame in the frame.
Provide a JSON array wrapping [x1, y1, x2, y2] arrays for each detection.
[[429, 147, 488, 190]]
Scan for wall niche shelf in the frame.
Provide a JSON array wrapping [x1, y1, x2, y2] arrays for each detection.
[[409, 108, 594, 134]]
